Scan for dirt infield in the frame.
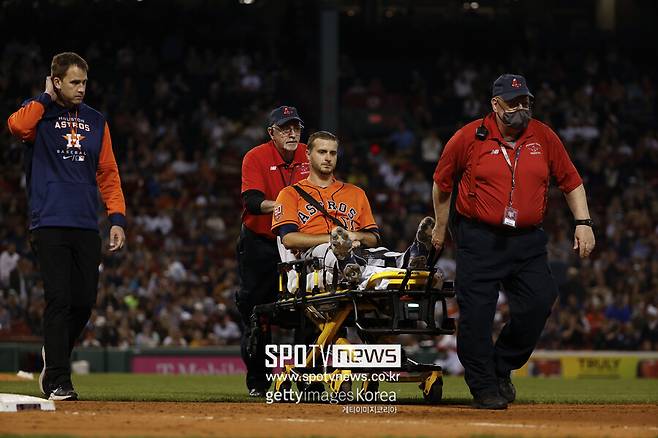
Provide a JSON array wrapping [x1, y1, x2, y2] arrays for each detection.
[[1, 401, 657, 437]]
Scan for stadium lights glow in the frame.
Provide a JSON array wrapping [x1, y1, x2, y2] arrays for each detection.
[[239, 0, 255, 4]]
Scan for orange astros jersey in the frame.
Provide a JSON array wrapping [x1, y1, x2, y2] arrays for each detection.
[[272, 179, 378, 235]]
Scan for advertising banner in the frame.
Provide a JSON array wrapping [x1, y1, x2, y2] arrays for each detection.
[[561, 356, 638, 378], [132, 356, 246, 374]]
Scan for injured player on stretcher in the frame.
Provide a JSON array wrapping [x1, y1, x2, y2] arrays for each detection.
[[271, 130, 443, 292]]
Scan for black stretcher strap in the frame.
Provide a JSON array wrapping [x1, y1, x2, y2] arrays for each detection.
[[293, 185, 344, 227]]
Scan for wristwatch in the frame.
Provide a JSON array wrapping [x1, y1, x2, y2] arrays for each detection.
[[575, 219, 594, 227]]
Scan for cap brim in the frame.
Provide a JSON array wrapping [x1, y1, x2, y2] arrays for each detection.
[[274, 116, 304, 126], [498, 89, 534, 101]]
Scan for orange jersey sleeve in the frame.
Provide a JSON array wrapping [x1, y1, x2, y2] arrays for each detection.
[[271, 186, 301, 232], [96, 122, 126, 218], [7, 99, 47, 143]]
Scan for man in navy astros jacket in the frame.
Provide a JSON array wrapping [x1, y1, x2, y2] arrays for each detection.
[[7, 52, 126, 401]]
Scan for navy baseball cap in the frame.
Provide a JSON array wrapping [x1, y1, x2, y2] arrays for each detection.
[[268, 106, 304, 127], [492, 74, 534, 101]]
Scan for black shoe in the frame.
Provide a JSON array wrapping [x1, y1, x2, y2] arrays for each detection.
[[498, 376, 516, 403], [415, 216, 435, 250], [472, 393, 508, 410], [407, 252, 427, 269], [248, 388, 267, 397], [48, 384, 78, 401], [407, 217, 435, 269]]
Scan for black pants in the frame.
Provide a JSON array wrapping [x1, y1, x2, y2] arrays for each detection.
[[454, 217, 558, 398], [235, 225, 279, 391], [30, 227, 101, 387]]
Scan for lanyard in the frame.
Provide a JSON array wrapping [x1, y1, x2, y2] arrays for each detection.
[[277, 163, 296, 188], [499, 143, 523, 207]]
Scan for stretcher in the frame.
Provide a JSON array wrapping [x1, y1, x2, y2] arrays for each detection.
[[250, 253, 456, 404]]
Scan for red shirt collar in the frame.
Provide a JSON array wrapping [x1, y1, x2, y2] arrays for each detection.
[[267, 140, 307, 166], [483, 113, 535, 145]]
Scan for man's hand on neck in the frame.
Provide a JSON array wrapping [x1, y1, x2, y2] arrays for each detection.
[[45, 76, 59, 104]]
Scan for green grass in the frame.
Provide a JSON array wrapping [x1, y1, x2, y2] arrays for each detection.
[[1, 374, 658, 404], [0, 374, 248, 402], [382, 376, 658, 404]]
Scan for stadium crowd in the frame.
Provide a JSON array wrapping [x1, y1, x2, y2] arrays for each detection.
[[1, 38, 657, 355]]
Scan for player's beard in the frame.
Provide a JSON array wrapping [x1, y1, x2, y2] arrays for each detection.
[[312, 161, 335, 177]]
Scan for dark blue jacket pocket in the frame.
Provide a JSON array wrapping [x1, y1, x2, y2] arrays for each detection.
[[40, 181, 99, 225]]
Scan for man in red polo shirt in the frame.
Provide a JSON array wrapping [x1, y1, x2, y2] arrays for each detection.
[[431, 74, 595, 409], [237, 106, 309, 397]]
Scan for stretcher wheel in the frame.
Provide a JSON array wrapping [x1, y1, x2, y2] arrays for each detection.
[[421, 376, 443, 404], [337, 380, 352, 402], [339, 380, 352, 394]]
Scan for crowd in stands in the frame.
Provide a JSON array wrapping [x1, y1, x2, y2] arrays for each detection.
[[1, 37, 657, 356]]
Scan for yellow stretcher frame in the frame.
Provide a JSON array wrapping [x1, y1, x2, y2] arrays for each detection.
[[252, 257, 456, 404]]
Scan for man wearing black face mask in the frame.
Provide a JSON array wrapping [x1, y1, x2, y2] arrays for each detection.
[[430, 74, 595, 409], [493, 95, 532, 131]]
